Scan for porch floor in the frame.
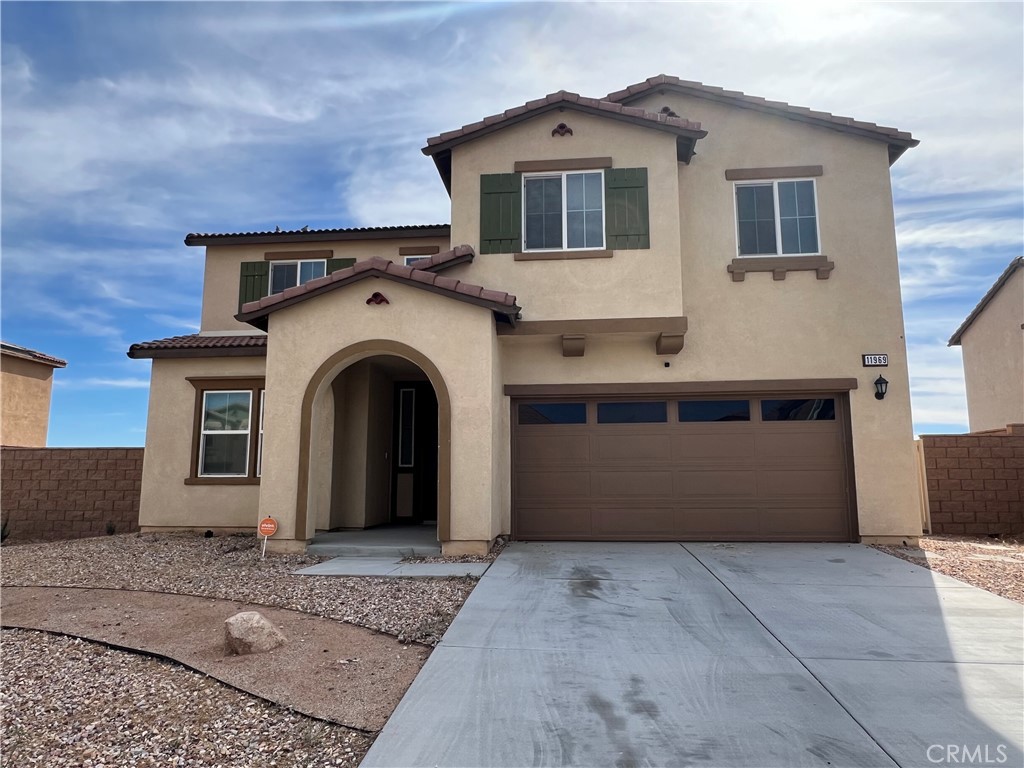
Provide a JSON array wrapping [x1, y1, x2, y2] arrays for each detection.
[[306, 525, 441, 558]]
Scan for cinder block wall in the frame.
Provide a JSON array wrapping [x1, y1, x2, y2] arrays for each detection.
[[921, 432, 1024, 535], [0, 447, 143, 541]]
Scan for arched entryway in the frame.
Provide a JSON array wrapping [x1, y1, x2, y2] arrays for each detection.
[[296, 341, 451, 543]]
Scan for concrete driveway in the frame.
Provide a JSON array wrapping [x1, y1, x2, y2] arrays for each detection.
[[363, 542, 1023, 768]]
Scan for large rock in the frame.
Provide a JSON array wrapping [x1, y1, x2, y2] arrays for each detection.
[[224, 611, 287, 655]]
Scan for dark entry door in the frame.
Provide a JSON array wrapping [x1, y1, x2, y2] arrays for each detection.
[[391, 382, 438, 524]]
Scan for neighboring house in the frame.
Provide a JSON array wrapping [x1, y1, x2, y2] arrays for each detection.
[[129, 74, 923, 554], [949, 257, 1024, 432], [1, 342, 67, 447]]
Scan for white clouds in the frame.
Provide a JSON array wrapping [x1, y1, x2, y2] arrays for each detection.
[[897, 219, 1023, 251], [1, 1, 1021, 439], [79, 377, 150, 389], [146, 313, 200, 331]]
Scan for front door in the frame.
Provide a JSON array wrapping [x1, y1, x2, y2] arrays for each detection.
[[391, 382, 438, 525]]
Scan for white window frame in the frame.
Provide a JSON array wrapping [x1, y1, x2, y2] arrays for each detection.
[[733, 178, 821, 258], [256, 390, 265, 478], [398, 387, 416, 468], [199, 390, 252, 478], [522, 170, 606, 252], [403, 256, 427, 267], [269, 259, 327, 294]]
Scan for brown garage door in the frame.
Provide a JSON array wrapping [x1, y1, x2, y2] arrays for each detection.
[[512, 395, 854, 542]]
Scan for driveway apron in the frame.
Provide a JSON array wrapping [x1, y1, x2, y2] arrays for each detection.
[[362, 542, 1023, 768]]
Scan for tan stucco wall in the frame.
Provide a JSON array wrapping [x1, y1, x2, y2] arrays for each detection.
[[0, 354, 57, 447], [960, 268, 1024, 432], [138, 356, 266, 529], [163, 91, 922, 543], [446, 111, 683, 321], [257, 278, 504, 545], [199, 237, 451, 333], [465, 93, 922, 540], [329, 371, 364, 529]]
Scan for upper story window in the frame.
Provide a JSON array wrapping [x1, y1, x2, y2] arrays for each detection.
[[735, 179, 819, 257], [523, 171, 605, 251], [269, 259, 326, 295]]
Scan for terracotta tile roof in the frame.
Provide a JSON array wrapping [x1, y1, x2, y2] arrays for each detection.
[[127, 334, 268, 359], [0, 342, 67, 368], [237, 255, 520, 332], [184, 224, 450, 247], [606, 75, 919, 164], [949, 257, 1024, 346], [423, 90, 706, 156], [406, 244, 475, 272]]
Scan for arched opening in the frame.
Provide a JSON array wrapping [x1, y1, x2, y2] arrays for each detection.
[[296, 341, 451, 543]]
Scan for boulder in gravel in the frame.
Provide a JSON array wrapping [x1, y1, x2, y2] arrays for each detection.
[[224, 611, 286, 655]]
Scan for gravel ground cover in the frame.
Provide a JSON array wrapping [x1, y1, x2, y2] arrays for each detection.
[[1, 629, 372, 767], [873, 534, 1024, 604], [1, 532, 475, 644]]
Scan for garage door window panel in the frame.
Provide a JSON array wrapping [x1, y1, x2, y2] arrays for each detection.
[[678, 400, 751, 422], [518, 402, 587, 425], [761, 398, 835, 421], [597, 401, 667, 424]]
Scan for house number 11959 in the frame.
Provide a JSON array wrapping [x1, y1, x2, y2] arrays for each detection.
[[862, 354, 888, 367]]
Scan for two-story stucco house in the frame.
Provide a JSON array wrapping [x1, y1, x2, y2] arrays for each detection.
[[1, 342, 67, 448], [128, 75, 922, 554], [949, 257, 1024, 433]]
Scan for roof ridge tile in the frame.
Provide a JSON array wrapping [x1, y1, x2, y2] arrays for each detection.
[[603, 75, 917, 151]]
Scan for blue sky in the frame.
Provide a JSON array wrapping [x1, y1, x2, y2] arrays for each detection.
[[2, 1, 1022, 446]]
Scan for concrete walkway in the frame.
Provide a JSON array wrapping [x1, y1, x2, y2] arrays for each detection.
[[307, 527, 441, 558], [363, 542, 1024, 768], [295, 557, 489, 578]]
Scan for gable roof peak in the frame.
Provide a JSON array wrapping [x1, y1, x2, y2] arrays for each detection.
[[423, 89, 707, 192], [606, 74, 919, 165], [235, 247, 520, 331], [949, 257, 1024, 346]]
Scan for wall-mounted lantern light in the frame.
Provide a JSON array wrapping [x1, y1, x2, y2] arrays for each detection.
[[874, 375, 889, 400]]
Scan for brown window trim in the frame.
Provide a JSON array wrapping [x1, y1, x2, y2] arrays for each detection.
[[398, 245, 441, 257], [727, 255, 835, 282], [724, 165, 823, 181], [264, 249, 334, 262], [514, 250, 613, 261], [184, 476, 261, 486], [513, 157, 613, 173], [186, 377, 265, 484]]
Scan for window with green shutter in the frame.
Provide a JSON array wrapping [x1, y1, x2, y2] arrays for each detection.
[[604, 168, 650, 250], [238, 261, 269, 312], [238, 257, 355, 314], [327, 258, 356, 274], [481, 166, 649, 254], [479, 173, 522, 254]]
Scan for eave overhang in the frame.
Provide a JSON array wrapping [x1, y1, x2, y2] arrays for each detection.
[[235, 256, 520, 332], [422, 93, 707, 193]]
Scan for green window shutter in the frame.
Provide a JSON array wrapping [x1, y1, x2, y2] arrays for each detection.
[[326, 258, 356, 274], [238, 261, 269, 312], [604, 167, 650, 250], [479, 173, 522, 254]]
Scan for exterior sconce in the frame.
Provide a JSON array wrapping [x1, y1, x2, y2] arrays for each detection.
[[874, 375, 889, 400]]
